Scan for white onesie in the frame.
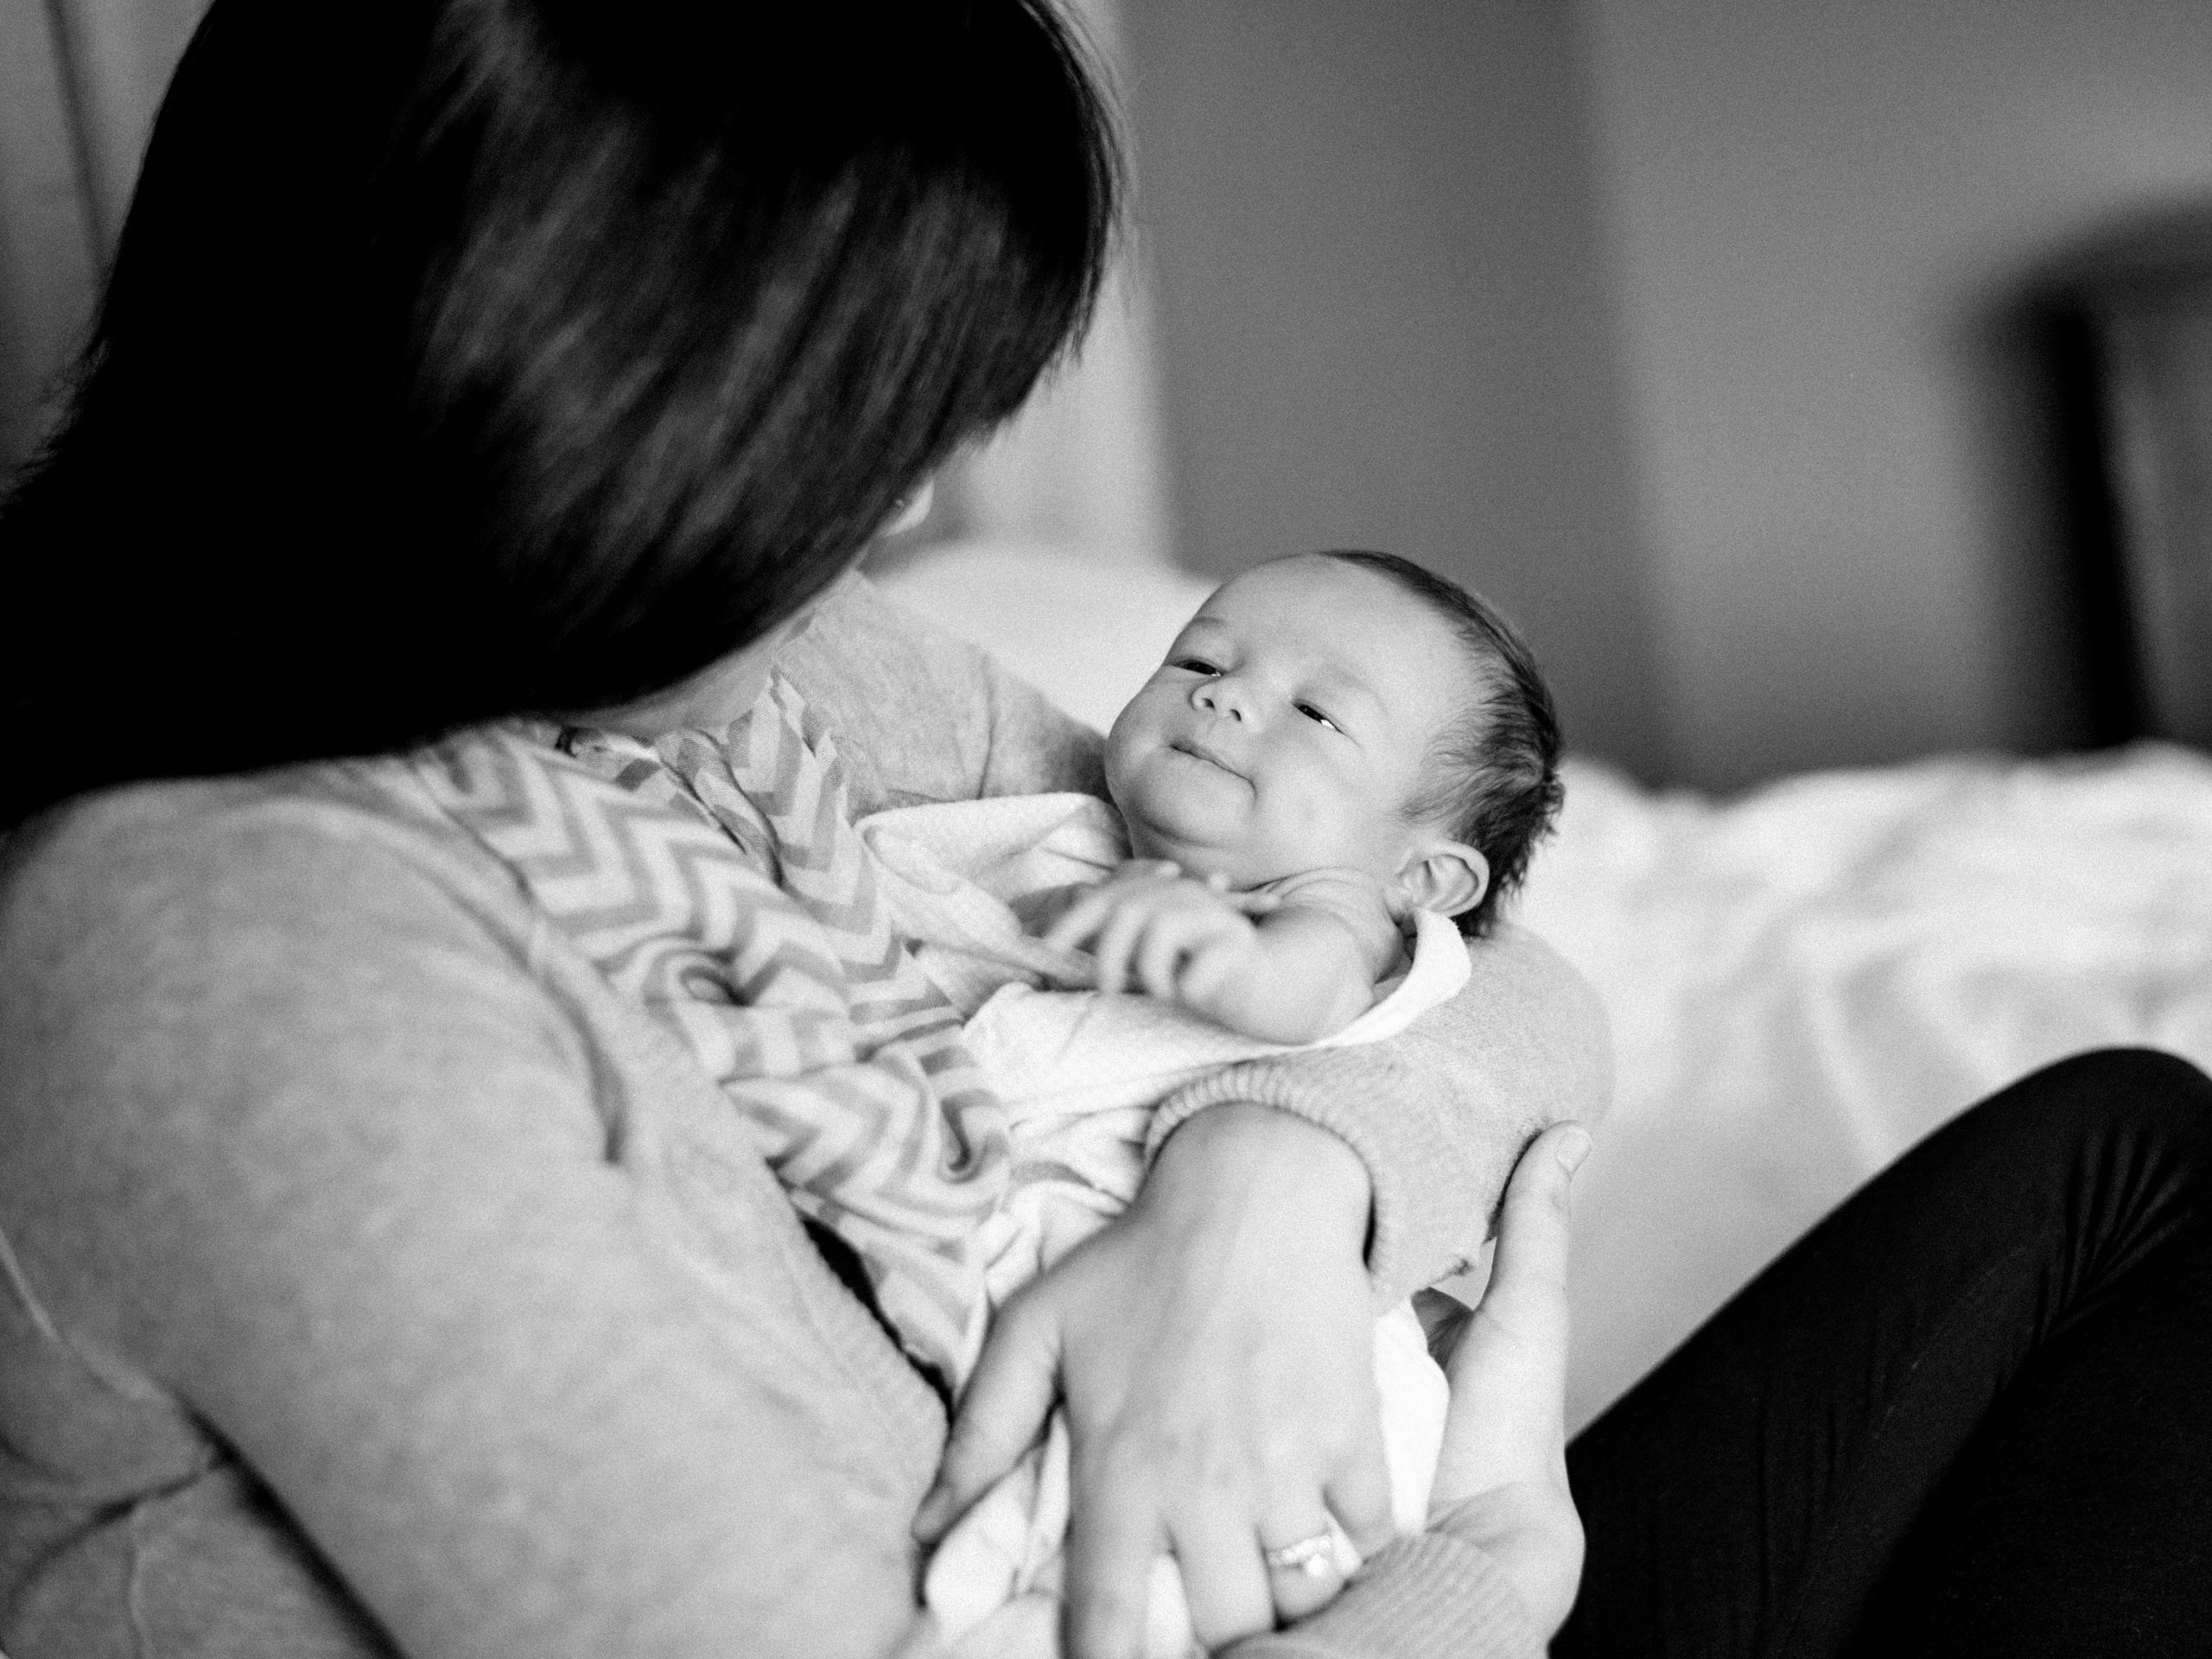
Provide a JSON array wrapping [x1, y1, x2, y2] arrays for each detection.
[[857, 793, 1465, 1659]]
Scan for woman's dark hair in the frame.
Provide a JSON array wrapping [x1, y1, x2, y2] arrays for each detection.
[[0, 0, 1119, 826], [1316, 550, 1563, 936]]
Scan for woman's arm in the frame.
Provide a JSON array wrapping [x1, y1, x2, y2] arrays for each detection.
[[0, 794, 953, 1659], [1147, 923, 1610, 1301]]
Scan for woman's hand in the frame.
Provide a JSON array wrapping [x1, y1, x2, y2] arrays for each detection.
[[1425, 1122, 1591, 1640], [913, 1103, 1389, 1659]]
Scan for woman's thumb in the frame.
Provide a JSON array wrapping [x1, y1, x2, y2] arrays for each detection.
[[1452, 1123, 1587, 1380], [1504, 1122, 1587, 1277], [913, 1294, 1060, 1543]]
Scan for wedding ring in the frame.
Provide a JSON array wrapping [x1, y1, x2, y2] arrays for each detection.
[[1262, 1530, 1340, 1580]]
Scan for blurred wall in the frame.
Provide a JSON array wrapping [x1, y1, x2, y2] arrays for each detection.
[[0, 0, 209, 474], [1123, 0, 1669, 778], [0, 3, 100, 476], [1583, 0, 2212, 787], [1126, 0, 2212, 788]]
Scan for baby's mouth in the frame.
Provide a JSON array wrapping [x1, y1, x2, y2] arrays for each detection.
[[1169, 738, 1243, 778]]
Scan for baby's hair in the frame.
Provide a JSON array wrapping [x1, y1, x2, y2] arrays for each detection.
[[1313, 550, 1563, 936]]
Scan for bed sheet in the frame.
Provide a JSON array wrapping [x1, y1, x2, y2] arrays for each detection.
[[1518, 746, 2212, 1429]]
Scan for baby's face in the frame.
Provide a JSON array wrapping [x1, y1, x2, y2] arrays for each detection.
[[1104, 556, 1475, 893]]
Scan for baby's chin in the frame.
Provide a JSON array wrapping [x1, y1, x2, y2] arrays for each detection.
[[1116, 804, 1249, 884], [1128, 820, 1319, 896], [1108, 745, 1284, 881]]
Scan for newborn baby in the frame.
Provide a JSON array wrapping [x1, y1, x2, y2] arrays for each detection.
[[1051, 548, 1559, 1035], [868, 550, 1565, 1656]]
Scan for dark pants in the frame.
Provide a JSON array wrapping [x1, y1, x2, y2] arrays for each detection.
[[1556, 1048, 2212, 1658]]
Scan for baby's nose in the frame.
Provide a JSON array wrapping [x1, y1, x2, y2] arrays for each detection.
[[1192, 679, 1249, 721]]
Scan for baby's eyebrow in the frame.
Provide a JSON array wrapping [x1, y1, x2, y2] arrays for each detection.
[[1309, 662, 1383, 715], [1165, 616, 1230, 654]]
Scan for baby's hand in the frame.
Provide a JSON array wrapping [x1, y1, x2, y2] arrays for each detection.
[[1041, 861, 1280, 1006]]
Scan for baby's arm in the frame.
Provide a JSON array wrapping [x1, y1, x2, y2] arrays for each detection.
[[1043, 862, 1402, 1044], [1200, 901, 1382, 1042]]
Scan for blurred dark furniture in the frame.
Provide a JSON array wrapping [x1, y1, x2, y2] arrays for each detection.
[[2056, 231, 2212, 750]]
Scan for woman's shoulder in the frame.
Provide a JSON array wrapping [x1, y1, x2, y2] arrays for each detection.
[[778, 572, 1106, 813], [3, 765, 531, 973], [0, 768, 580, 1135]]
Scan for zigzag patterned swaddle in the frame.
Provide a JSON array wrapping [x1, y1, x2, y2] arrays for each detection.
[[399, 675, 1008, 1388], [386, 683, 1453, 1659]]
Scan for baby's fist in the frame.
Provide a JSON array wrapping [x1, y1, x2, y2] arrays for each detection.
[[1043, 864, 1262, 1001]]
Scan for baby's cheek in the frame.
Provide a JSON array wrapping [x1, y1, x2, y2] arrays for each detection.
[[1101, 741, 1138, 821]]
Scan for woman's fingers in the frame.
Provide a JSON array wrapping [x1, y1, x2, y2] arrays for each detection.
[[1167, 1511, 1275, 1651], [1429, 1120, 1588, 1512], [1262, 1430, 1377, 1624], [1039, 1107, 1378, 1653], [913, 1294, 1059, 1544], [1322, 1409, 1396, 1559], [1423, 1122, 1592, 1639], [1063, 1468, 1162, 1659], [1459, 1122, 1584, 1388], [1259, 1522, 1349, 1625]]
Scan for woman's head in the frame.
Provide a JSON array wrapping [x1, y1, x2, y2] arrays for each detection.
[[0, 0, 1119, 823]]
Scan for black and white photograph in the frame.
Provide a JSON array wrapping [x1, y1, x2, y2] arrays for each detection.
[[2, 3, 2209, 1655]]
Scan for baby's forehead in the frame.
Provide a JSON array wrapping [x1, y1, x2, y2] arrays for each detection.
[[1202, 552, 1370, 608], [1187, 564, 1491, 728], [1192, 559, 1467, 664], [1190, 568, 1363, 639]]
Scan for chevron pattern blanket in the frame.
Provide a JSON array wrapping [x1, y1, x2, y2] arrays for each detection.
[[402, 676, 1009, 1388]]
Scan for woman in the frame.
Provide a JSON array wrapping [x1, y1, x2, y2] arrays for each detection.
[[5, 4, 2210, 1659], [0, 3, 1599, 1656]]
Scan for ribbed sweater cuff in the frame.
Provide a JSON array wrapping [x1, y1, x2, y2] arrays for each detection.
[[1146, 1049, 1455, 1302], [1255, 1531, 1542, 1659]]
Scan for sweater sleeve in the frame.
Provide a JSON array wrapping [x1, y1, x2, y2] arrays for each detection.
[[1149, 923, 1611, 1301], [775, 572, 1108, 816], [0, 796, 947, 1659], [1227, 1533, 1544, 1659]]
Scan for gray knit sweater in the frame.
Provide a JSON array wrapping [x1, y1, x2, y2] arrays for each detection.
[[0, 577, 1605, 1657]]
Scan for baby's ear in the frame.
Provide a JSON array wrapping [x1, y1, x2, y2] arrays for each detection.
[[1395, 839, 1489, 919]]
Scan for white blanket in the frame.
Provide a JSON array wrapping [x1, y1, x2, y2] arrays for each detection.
[[857, 794, 1463, 1659], [1518, 743, 2212, 1431]]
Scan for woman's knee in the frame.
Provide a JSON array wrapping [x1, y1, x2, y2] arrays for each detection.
[[1963, 1046, 2212, 1192], [2006, 1045, 2211, 1122]]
